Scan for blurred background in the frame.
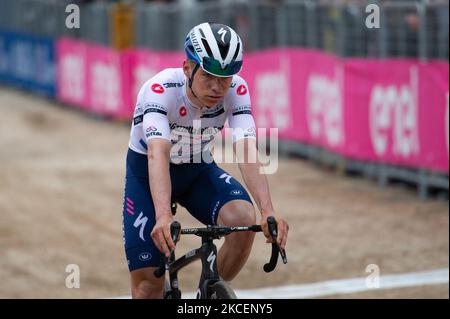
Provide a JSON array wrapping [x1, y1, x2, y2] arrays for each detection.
[[0, 0, 449, 57], [0, 0, 448, 299]]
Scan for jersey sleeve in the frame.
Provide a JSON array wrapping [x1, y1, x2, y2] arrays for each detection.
[[226, 76, 257, 143], [138, 81, 172, 142]]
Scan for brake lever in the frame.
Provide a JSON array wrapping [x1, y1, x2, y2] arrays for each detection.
[[263, 216, 288, 273], [268, 216, 288, 264], [154, 221, 181, 278], [171, 221, 181, 244]]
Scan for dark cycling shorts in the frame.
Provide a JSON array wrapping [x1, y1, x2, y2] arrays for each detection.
[[122, 148, 253, 272]]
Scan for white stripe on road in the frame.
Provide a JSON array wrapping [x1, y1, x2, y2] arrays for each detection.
[[113, 268, 449, 299]]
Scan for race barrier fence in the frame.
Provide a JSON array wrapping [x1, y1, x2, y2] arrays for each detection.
[[54, 37, 449, 174], [0, 33, 447, 176]]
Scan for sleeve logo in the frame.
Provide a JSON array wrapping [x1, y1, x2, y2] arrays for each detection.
[[151, 83, 165, 94], [146, 126, 158, 132], [237, 84, 247, 96]]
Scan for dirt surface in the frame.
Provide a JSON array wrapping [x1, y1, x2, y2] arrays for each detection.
[[0, 86, 448, 299], [321, 284, 449, 299]]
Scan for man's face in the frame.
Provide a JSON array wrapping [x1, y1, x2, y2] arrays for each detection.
[[184, 60, 233, 108]]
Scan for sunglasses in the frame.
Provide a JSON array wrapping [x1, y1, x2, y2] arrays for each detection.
[[201, 56, 243, 77]]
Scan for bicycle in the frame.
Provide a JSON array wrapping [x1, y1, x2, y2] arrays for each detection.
[[154, 215, 288, 299]]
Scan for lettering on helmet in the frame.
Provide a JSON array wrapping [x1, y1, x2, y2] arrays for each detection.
[[191, 31, 202, 53], [218, 28, 228, 43]]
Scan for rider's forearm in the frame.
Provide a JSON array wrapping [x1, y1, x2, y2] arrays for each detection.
[[239, 161, 275, 215], [148, 141, 172, 220], [236, 140, 275, 215]]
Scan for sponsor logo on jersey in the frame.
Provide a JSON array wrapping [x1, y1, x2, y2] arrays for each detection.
[[232, 104, 252, 116], [237, 84, 247, 96], [170, 124, 223, 136], [230, 189, 243, 196], [244, 126, 257, 138], [151, 83, 165, 94], [230, 83, 237, 88], [134, 104, 142, 117], [146, 126, 158, 132], [163, 81, 185, 88], [143, 102, 168, 116], [201, 106, 225, 118], [133, 115, 143, 125], [138, 252, 152, 261], [146, 132, 162, 138], [179, 106, 187, 117], [145, 126, 162, 138]]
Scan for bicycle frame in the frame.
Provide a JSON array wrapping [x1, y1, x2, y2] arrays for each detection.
[[166, 237, 220, 299]]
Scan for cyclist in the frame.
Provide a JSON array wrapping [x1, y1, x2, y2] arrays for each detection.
[[122, 22, 289, 298]]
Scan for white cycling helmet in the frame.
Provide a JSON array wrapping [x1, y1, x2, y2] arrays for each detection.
[[184, 22, 244, 78]]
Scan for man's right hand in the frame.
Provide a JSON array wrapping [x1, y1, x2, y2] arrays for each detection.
[[151, 214, 176, 258]]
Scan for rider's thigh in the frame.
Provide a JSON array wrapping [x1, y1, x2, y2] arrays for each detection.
[[177, 162, 254, 226], [130, 267, 165, 299]]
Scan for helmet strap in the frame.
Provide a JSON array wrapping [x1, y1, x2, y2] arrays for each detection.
[[188, 63, 200, 99]]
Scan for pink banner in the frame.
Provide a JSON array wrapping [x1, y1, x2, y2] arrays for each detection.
[[57, 38, 131, 118], [291, 50, 346, 154], [242, 50, 299, 141], [86, 43, 126, 117], [55, 38, 449, 173], [246, 49, 448, 172], [57, 38, 89, 110], [345, 59, 449, 172], [244, 49, 345, 154], [418, 62, 449, 173]]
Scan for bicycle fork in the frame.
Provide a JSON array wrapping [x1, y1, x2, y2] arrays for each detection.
[[165, 239, 220, 299], [196, 239, 221, 299]]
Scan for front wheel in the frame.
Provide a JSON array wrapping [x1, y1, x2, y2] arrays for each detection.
[[207, 281, 237, 299]]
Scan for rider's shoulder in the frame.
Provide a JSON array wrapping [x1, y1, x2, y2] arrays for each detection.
[[151, 68, 183, 84], [138, 68, 182, 101], [231, 74, 247, 86], [147, 68, 182, 90]]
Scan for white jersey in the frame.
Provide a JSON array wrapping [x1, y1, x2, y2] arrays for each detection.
[[128, 68, 256, 163]]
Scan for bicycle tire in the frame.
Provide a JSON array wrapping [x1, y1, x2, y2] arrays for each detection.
[[163, 280, 173, 299], [164, 280, 182, 299], [207, 281, 237, 299]]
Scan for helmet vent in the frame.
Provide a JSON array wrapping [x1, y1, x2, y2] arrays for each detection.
[[201, 38, 214, 60], [217, 41, 229, 61], [232, 41, 240, 61]]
